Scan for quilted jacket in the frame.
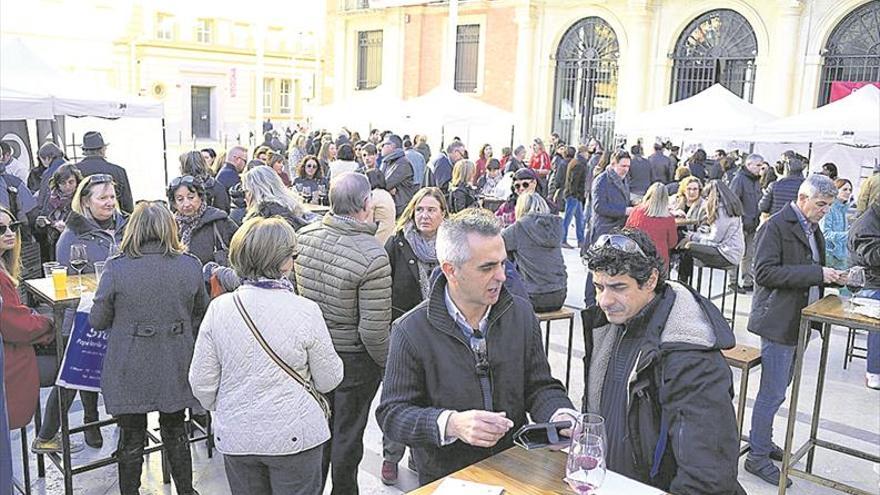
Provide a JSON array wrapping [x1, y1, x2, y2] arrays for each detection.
[[189, 286, 343, 455], [295, 214, 392, 367]]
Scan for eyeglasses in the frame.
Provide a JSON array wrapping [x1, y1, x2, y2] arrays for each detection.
[[593, 234, 648, 258], [169, 175, 203, 190], [0, 222, 21, 235], [86, 174, 114, 185]]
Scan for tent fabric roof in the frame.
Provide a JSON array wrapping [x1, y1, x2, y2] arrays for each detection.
[[751, 85, 880, 145], [0, 38, 163, 120], [616, 84, 776, 140]]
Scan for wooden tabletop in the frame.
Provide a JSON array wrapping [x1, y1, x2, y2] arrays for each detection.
[[536, 307, 577, 321], [801, 295, 880, 330], [409, 447, 664, 494], [22, 274, 98, 305], [304, 203, 330, 214]]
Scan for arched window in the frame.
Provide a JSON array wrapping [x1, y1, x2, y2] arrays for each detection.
[[670, 9, 758, 102], [819, 1, 880, 105], [552, 17, 619, 147]]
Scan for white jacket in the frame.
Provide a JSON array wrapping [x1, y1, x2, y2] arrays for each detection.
[[189, 285, 343, 456]]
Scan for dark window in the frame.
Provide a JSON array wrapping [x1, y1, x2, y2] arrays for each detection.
[[455, 24, 480, 93], [357, 30, 383, 90], [818, 1, 880, 106], [670, 9, 758, 103], [191, 86, 211, 139], [552, 17, 619, 147]]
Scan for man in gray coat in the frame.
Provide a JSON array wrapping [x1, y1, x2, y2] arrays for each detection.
[[627, 144, 652, 199], [295, 172, 392, 495]]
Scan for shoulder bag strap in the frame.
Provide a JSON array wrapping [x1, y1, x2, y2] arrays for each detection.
[[232, 292, 331, 418], [212, 222, 228, 251]]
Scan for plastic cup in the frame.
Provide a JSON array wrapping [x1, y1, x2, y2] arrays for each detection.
[[42, 262, 61, 278], [51, 267, 68, 292], [94, 261, 106, 283]]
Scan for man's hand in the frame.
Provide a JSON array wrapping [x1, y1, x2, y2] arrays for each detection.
[[446, 410, 513, 448], [822, 267, 843, 284], [625, 206, 634, 215]]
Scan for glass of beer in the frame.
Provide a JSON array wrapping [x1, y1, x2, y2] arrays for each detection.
[[51, 267, 68, 293]]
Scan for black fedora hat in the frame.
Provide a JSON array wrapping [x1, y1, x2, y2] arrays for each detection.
[[81, 131, 109, 150]]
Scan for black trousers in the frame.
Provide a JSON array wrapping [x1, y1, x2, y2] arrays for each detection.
[[320, 351, 382, 495]]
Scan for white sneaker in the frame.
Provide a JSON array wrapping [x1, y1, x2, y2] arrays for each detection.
[[866, 373, 880, 390]]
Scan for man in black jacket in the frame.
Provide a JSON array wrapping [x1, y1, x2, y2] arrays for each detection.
[[75, 132, 134, 213], [746, 174, 844, 487], [729, 153, 763, 292], [376, 209, 575, 486], [581, 227, 743, 495], [380, 134, 417, 216]]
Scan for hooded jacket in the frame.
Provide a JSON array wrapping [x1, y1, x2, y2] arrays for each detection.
[[501, 213, 567, 295], [383, 150, 418, 216], [729, 168, 761, 232], [582, 282, 742, 495], [848, 201, 880, 289], [759, 174, 804, 216], [55, 210, 127, 271]]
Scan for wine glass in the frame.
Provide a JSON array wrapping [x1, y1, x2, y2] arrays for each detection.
[[565, 414, 607, 494], [845, 266, 866, 312], [302, 185, 313, 204], [69, 244, 89, 292]]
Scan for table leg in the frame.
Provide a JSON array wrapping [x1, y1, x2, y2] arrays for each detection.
[[736, 366, 749, 440], [806, 323, 832, 473], [779, 317, 809, 495], [53, 305, 73, 495], [33, 397, 45, 477], [565, 317, 574, 390], [544, 321, 550, 357]]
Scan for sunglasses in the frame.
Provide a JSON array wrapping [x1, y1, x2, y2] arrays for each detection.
[[513, 181, 534, 191], [305, 163, 317, 169], [0, 222, 21, 235], [169, 175, 203, 189], [593, 234, 648, 258], [86, 174, 114, 185]]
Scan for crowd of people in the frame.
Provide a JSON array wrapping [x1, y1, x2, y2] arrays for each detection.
[[0, 123, 878, 495]]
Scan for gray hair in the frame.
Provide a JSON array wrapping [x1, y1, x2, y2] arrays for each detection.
[[227, 145, 248, 161], [329, 172, 371, 215], [745, 153, 764, 168], [436, 209, 501, 266], [446, 141, 465, 155], [798, 173, 837, 199], [242, 166, 305, 218], [514, 145, 526, 156], [515, 191, 550, 218], [38, 142, 64, 161]]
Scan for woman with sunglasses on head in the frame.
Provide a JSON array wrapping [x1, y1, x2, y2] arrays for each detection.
[[90, 201, 208, 495], [243, 166, 310, 231], [34, 164, 82, 260], [0, 207, 54, 434], [168, 176, 238, 267], [35, 174, 126, 452], [55, 174, 127, 270], [180, 151, 230, 213]]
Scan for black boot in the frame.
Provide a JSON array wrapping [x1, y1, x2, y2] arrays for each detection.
[[81, 391, 103, 448], [160, 423, 198, 495], [115, 426, 146, 495]]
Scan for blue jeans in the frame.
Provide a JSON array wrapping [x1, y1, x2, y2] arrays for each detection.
[[858, 289, 880, 374], [748, 338, 797, 464], [561, 197, 585, 244]]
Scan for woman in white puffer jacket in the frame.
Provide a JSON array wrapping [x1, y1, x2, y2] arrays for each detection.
[[189, 217, 342, 495]]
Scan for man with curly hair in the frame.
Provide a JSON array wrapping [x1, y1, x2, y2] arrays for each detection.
[[581, 227, 744, 494]]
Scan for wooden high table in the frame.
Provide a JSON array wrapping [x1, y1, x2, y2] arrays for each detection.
[[409, 447, 665, 494], [778, 295, 880, 495]]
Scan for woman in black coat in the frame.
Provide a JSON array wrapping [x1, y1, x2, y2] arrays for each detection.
[[168, 175, 237, 266], [447, 159, 478, 214], [385, 187, 448, 322]]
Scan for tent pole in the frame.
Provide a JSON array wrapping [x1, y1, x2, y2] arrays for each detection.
[[509, 125, 514, 152], [162, 118, 169, 187], [807, 142, 813, 164], [441, 125, 445, 150]]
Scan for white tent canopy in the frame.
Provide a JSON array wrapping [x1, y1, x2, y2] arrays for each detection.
[[309, 85, 405, 131], [0, 38, 163, 120], [617, 84, 777, 140], [751, 85, 880, 146]]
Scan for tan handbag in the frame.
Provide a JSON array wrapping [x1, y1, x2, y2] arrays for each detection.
[[233, 293, 332, 419]]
